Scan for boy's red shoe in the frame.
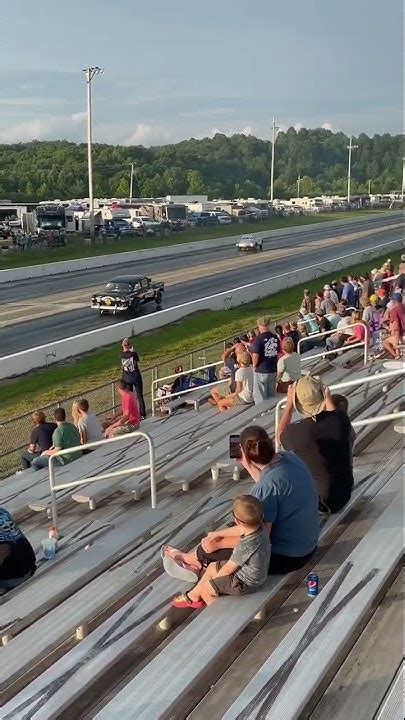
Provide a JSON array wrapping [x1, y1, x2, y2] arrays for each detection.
[[172, 593, 206, 609]]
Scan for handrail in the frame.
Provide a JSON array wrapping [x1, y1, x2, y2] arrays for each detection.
[[297, 322, 368, 367], [48, 430, 156, 533], [151, 359, 225, 416], [274, 367, 405, 451], [352, 411, 405, 428]]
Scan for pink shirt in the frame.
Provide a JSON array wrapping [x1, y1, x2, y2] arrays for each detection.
[[121, 391, 140, 425]]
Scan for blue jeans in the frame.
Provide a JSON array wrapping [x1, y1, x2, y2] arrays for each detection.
[[253, 372, 276, 404], [32, 456, 49, 471], [0, 571, 33, 592]]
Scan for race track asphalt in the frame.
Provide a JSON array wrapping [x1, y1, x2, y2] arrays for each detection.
[[0, 213, 401, 356]]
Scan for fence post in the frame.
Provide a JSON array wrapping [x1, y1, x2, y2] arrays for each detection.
[[49, 456, 59, 536], [189, 352, 193, 371], [111, 381, 116, 413]]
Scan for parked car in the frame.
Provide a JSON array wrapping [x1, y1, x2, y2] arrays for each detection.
[[189, 213, 220, 227], [235, 235, 263, 252], [91, 275, 165, 316]]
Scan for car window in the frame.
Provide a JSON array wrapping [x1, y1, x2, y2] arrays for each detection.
[[141, 278, 149, 288], [105, 282, 132, 292]]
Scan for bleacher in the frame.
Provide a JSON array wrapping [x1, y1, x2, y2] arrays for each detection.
[[0, 341, 403, 720]]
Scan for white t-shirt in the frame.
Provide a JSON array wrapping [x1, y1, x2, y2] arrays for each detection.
[[78, 413, 103, 442], [337, 317, 354, 336], [235, 366, 254, 403]]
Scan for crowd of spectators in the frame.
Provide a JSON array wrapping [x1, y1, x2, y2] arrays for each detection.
[[5, 256, 403, 596]]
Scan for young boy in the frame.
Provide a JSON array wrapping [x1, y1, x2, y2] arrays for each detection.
[[170, 495, 270, 609]]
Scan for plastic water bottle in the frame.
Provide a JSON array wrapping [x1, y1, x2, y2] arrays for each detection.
[[42, 526, 58, 560]]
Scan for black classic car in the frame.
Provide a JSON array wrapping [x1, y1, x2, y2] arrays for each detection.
[[91, 275, 165, 315]]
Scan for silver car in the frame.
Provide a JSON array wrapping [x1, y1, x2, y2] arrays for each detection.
[[236, 234, 263, 252]]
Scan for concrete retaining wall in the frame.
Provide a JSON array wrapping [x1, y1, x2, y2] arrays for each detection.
[[0, 237, 401, 381], [0, 214, 398, 284]]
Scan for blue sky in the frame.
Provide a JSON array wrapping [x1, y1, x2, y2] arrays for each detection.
[[0, 0, 402, 145]]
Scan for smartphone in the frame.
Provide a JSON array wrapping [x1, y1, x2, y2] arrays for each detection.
[[229, 434, 242, 459]]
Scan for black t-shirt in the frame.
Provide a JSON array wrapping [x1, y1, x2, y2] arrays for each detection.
[[251, 331, 280, 373], [121, 350, 140, 382], [280, 410, 354, 512], [30, 422, 57, 452], [0, 508, 36, 581]]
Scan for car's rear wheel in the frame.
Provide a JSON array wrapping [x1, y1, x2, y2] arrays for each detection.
[[130, 300, 140, 315]]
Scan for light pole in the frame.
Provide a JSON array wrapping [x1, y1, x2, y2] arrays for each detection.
[[368, 178, 372, 195], [347, 136, 358, 205], [297, 174, 302, 198], [129, 163, 134, 202], [83, 66, 103, 244], [270, 115, 279, 204]]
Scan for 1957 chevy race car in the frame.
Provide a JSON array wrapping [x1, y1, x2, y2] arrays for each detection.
[[91, 275, 164, 315]]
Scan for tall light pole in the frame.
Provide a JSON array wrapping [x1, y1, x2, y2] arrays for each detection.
[[129, 163, 134, 202], [270, 115, 279, 204], [297, 174, 302, 198], [83, 66, 103, 244], [347, 135, 358, 205], [368, 178, 372, 195]]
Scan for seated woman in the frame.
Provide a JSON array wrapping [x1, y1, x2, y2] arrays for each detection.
[[343, 310, 369, 347], [276, 337, 302, 393], [0, 507, 36, 593], [210, 351, 253, 412]]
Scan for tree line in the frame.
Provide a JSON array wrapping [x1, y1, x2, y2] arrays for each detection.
[[0, 127, 401, 202]]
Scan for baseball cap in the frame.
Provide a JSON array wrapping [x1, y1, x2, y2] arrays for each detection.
[[392, 292, 403, 302], [369, 294, 379, 305], [323, 284, 331, 290], [293, 377, 326, 417]]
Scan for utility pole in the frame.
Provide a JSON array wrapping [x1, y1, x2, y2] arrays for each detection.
[[297, 174, 302, 198], [401, 158, 405, 205], [368, 178, 372, 195], [83, 66, 103, 244], [129, 163, 134, 202], [270, 115, 279, 205], [347, 135, 358, 205]]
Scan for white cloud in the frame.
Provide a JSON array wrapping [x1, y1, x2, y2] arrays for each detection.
[[242, 126, 254, 136], [322, 121, 334, 131], [125, 123, 173, 146], [71, 111, 86, 123]]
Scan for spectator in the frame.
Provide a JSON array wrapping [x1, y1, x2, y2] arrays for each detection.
[[251, 316, 280, 403], [376, 286, 389, 311], [0, 507, 36, 593], [289, 320, 301, 349], [324, 284, 339, 305], [221, 342, 239, 391], [209, 366, 233, 406], [321, 290, 337, 315], [20, 410, 57, 471], [315, 308, 332, 335], [368, 295, 383, 346], [300, 289, 315, 316], [336, 297, 349, 316], [32, 408, 82, 471], [277, 378, 354, 513], [76, 399, 103, 445], [361, 272, 375, 301], [120, 338, 146, 419], [274, 324, 284, 343], [348, 275, 360, 307], [331, 280, 342, 301], [211, 351, 254, 412], [276, 337, 302, 393], [241, 426, 319, 573], [325, 314, 353, 352], [340, 276, 355, 307], [383, 292, 404, 359], [327, 303, 340, 329], [343, 310, 369, 349], [314, 291, 324, 312], [171, 495, 270, 608], [361, 298, 373, 325], [71, 400, 81, 428], [103, 380, 141, 438]]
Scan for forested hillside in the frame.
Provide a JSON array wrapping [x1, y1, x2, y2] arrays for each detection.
[[0, 128, 401, 201]]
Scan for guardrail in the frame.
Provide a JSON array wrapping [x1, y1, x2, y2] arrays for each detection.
[[151, 360, 226, 416], [274, 367, 405, 451], [297, 323, 368, 367], [48, 430, 156, 533]]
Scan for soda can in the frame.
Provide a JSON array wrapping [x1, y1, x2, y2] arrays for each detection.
[[307, 573, 319, 597]]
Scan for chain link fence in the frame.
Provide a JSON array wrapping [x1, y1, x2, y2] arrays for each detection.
[[0, 315, 296, 479]]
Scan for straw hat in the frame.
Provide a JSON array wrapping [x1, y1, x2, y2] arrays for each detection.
[[293, 377, 326, 416]]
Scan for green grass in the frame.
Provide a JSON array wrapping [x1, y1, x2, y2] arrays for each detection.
[[0, 248, 400, 421], [0, 210, 388, 269]]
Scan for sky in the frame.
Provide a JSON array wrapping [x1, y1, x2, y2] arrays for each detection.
[[0, 0, 402, 146]]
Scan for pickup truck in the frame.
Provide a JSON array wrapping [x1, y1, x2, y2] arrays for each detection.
[[91, 274, 165, 315]]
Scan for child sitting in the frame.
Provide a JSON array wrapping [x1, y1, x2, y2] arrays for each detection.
[[169, 495, 270, 609]]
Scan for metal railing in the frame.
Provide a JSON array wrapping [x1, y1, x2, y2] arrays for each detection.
[[297, 323, 369, 367], [151, 360, 227, 416], [48, 430, 156, 533], [274, 367, 405, 451]]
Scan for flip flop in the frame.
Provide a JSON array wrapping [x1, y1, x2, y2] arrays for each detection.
[[172, 593, 205, 609], [163, 554, 199, 583]]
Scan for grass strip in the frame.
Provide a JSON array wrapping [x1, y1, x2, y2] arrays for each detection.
[[0, 248, 400, 420], [0, 210, 386, 269]]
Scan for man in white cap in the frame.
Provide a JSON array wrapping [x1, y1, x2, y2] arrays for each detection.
[[323, 284, 339, 305], [276, 377, 354, 513]]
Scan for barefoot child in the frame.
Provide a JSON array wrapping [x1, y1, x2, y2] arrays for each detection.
[[170, 495, 270, 609]]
